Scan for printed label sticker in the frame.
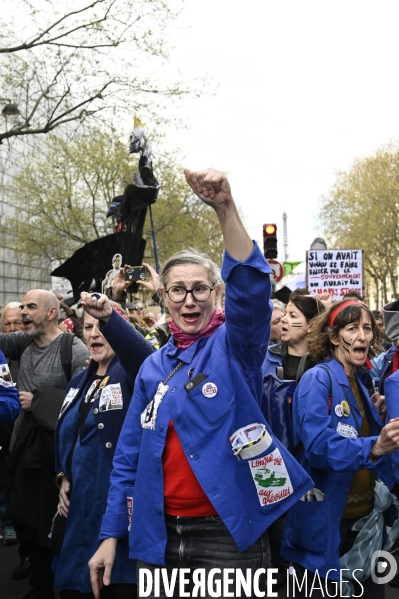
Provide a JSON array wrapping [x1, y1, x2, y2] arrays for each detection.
[[249, 448, 293, 506], [336, 422, 358, 439], [127, 496, 133, 531], [99, 383, 123, 412]]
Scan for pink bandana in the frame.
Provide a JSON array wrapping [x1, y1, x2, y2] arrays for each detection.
[[169, 309, 225, 349], [63, 318, 74, 333]]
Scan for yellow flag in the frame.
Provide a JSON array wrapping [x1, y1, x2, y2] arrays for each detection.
[[134, 115, 146, 129]]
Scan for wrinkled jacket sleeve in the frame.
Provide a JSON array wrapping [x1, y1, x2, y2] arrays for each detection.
[[295, 367, 379, 472], [99, 371, 148, 539], [100, 310, 155, 384], [0, 331, 27, 360], [222, 242, 273, 376]]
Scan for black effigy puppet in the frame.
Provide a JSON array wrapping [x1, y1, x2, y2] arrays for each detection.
[[51, 128, 160, 302]]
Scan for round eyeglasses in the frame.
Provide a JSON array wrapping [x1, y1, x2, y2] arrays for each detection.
[[165, 284, 214, 303]]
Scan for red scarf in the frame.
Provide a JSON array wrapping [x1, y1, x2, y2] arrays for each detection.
[[169, 309, 225, 349]]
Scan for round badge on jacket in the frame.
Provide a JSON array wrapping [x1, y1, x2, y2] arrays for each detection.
[[341, 400, 350, 417], [202, 382, 218, 398]]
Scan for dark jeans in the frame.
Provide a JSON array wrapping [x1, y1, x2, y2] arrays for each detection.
[[291, 519, 385, 599], [137, 514, 270, 599], [267, 515, 289, 565], [14, 523, 54, 598], [59, 584, 136, 599]]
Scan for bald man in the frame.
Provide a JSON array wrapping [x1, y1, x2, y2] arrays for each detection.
[[0, 289, 89, 598]]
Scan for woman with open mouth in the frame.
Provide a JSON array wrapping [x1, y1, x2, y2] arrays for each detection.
[[53, 301, 154, 598], [87, 168, 313, 599], [260, 289, 327, 584], [282, 299, 399, 598]]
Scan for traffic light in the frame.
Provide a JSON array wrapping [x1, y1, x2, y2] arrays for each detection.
[[263, 224, 278, 259]]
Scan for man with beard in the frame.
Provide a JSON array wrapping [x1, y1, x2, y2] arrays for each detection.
[[0, 289, 89, 599]]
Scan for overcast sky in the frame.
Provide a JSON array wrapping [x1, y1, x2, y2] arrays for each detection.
[[167, 0, 399, 262]]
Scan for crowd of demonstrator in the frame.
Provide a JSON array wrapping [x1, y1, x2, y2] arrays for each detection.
[[0, 169, 399, 599]]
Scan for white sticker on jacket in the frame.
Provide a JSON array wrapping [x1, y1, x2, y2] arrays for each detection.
[[0, 379, 15, 388], [335, 404, 343, 417], [202, 382, 218, 398], [59, 388, 79, 417], [249, 448, 293, 506], [0, 363, 13, 384], [141, 382, 169, 430], [127, 496, 133, 531], [336, 422, 358, 439], [99, 384, 123, 412]]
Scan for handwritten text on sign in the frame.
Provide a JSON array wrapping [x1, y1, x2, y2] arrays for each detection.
[[307, 249, 363, 297]]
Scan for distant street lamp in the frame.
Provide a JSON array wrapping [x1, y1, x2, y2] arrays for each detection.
[[2, 103, 20, 117]]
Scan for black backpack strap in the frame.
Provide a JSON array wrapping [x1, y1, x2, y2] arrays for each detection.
[[295, 352, 309, 384], [60, 333, 75, 383], [17, 336, 34, 364], [276, 366, 284, 379]]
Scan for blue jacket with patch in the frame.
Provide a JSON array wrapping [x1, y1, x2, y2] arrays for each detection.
[[99, 243, 313, 565], [53, 313, 154, 592], [282, 357, 397, 579]]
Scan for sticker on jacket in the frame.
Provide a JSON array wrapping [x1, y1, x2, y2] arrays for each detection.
[[0, 362, 13, 384], [336, 422, 358, 439], [249, 448, 293, 506], [84, 379, 101, 403], [141, 382, 169, 429], [127, 496, 133, 531], [59, 388, 79, 417], [230, 423, 272, 460], [99, 384, 123, 412]]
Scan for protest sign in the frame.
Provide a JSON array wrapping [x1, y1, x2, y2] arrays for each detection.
[[306, 249, 363, 298]]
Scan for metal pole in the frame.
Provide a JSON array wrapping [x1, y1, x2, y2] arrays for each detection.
[[149, 204, 160, 273]]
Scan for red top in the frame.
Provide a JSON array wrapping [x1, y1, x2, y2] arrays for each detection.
[[162, 421, 217, 516]]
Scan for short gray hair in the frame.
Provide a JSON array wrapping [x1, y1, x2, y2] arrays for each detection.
[[2, 301, 21, 315], [272, 299, 285, 311], [159, 247, 222, 290]]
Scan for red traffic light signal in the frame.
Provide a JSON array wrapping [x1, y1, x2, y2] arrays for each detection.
[[263, 223, 278, 259]]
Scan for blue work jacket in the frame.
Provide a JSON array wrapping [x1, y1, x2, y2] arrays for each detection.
[[100, 243, 313, 565], [54, 313, 154, 591], [260, 343, 296, 451], [282, 357, 397, 579], [384, 370, 399, 483], [261, 343, 283, 378], [371, 344, 395, 391]]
